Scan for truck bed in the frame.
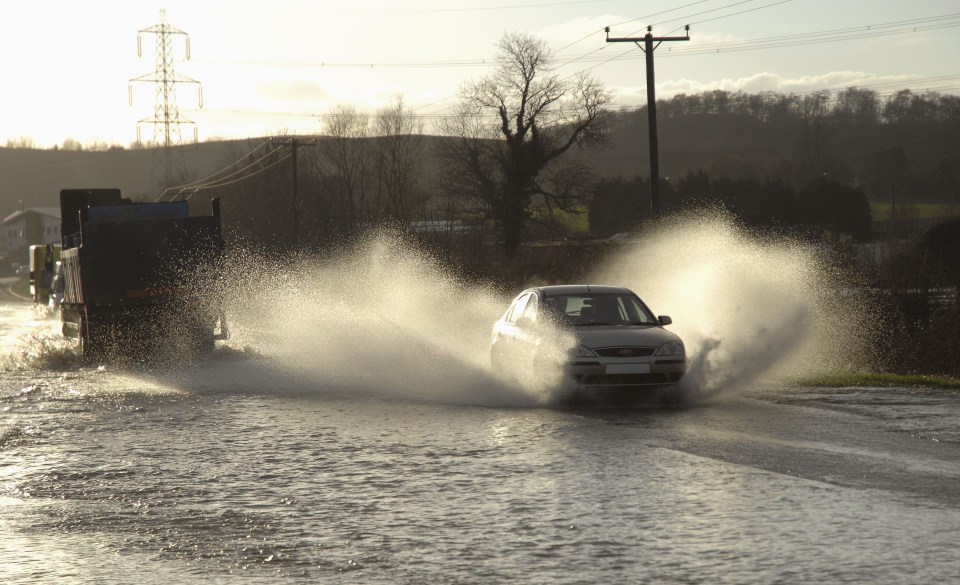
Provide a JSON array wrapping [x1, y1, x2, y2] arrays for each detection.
[[58, 189, 226, 359]]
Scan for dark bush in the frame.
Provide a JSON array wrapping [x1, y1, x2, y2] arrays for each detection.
[[797, 177, 872, 241]]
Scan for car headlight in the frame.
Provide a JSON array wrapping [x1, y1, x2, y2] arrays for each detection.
[[570, 346, 598, 358], [654, 340, 685, 356]]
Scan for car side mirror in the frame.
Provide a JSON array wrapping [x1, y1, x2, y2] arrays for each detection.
[[658, 315, 672, 326]]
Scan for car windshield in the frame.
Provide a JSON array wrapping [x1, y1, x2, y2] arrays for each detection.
[[540, 292, 658, 326]]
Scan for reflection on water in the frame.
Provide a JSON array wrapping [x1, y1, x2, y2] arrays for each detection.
[[3, 373, 960, 584]]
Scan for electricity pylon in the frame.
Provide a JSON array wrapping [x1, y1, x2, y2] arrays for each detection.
[[129, 9, 203, 193]]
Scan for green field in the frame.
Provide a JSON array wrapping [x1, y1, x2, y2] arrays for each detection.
[[529, 206, 591, 235], [797, 371, 960, 392], [870, 202, 959, 222]]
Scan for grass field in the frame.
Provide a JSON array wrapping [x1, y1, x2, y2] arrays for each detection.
[[870, 201, 959, 222], [530, 206, 590, 236], [796, 371, 960, 392], [529, 201, 958, 236]]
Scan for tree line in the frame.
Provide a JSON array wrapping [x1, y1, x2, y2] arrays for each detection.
[[656, 87, 960, 126], [589, 173, 873, 241]]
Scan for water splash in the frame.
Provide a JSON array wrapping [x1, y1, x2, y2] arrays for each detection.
[[220, 232, 556, 406], [593, 210, 877, 400], [2, 212, 878, 407], [0, 307, 78, 371]]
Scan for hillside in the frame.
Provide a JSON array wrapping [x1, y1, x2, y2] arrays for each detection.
[[0, 140, 249, 220], [3, 88, 958, 229]]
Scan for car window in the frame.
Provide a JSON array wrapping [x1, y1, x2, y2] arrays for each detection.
[[521, 294, 538, 322], [620, 295, 657, 324], [506, 293, 530, 325], [542, 293, 657, 325]]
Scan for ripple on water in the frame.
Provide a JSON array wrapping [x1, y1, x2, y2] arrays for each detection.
[[3, 386, 960, 583]]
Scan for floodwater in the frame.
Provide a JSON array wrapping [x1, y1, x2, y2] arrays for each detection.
[[3, 220, 960, 583]]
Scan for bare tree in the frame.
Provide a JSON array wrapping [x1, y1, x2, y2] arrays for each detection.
[[5, 136, 37, 149], [833, 87, 880, 124], [438, 32, 611, 256], [797, 90, 834, 179], [373, 95, 425, 222], [61, 138, 84, 151], [318, 104, 371, 228]]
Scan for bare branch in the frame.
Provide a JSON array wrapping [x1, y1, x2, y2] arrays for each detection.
[[439, 32, 611, 255]]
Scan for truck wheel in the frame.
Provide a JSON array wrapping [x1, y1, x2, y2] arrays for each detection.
[[191, 329, 215, 357], [77, 317, 98, 362]]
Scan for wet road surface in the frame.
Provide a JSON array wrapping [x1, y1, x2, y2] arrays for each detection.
[[2, 297, 959, 584]]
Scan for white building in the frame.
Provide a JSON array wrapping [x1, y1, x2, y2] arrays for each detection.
[[3, 207, 61, 264]]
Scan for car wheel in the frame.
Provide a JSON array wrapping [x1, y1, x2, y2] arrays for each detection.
[[490, 346, 504, 373], [658, 385, 686, 407]]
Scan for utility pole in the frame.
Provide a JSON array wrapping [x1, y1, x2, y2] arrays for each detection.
[[271, 137, 316, 247], [606, 25, 689, 217], [129, 9, 202, 193]]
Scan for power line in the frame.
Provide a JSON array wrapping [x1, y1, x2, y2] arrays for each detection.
[[648, 0, 769, 30], [155, 138, 274, 201], [186, 13, 959, 72], [601, 14, 960, 61], [177, 146, 284, 191], [554, 0, 714, 54], [182, 152, 292, 199], [604, 0, 714, 31], [661, 0, 792, 32]]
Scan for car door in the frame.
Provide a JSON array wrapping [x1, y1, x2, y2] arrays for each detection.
[[492, 292, 530, 366], [511, 292, 542, 366]]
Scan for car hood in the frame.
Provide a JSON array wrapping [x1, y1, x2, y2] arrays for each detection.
[[572, 325, 681, 349]]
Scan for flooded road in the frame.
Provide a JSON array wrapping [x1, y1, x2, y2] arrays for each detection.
[[2, 294, 959, 584]]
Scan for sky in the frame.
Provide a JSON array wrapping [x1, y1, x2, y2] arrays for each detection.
[[2, 0, 958, 148]]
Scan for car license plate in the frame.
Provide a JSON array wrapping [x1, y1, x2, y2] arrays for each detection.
[[606, 363, 651, 374]]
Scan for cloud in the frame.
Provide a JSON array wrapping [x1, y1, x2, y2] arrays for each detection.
[[539, 14, 746, 59]]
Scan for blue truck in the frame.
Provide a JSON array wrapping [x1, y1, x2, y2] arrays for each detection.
[[58, 188, 228, 359]]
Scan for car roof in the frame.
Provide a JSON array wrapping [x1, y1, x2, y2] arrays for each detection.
[[531, 284, 634, 296]]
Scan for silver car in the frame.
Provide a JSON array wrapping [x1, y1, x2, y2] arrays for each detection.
[[491, 285, 685, 391]]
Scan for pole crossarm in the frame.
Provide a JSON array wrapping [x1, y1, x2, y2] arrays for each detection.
[[605, 25, 690, 218], [605, 35, 691, 43]]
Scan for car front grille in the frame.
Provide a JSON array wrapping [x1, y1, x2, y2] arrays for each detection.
[[593, 346, 656, 357], [573, 372, 683, 386]]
